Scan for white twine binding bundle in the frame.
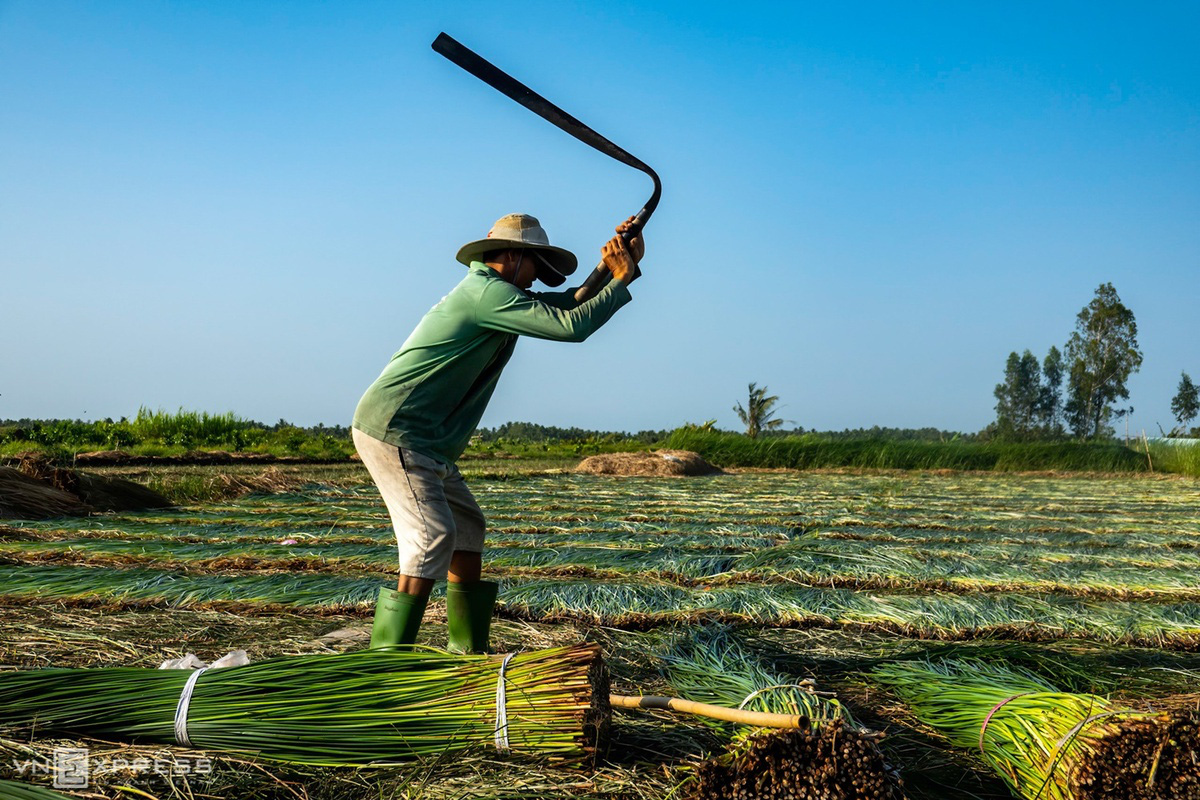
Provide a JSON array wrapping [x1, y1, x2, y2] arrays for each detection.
[[173, 667, 209, 746], [494, 652, 516, 752]]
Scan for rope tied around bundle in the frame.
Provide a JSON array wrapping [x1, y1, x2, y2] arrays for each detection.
[[494, 652, 516, 752], [173, 667, 208, 747], [978, 692, 1033, 752]]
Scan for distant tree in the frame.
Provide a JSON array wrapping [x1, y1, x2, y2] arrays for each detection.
[[1038, 345, 1065, 436], [1170, 372, 1199, 436], [993, 350, 1042, 439], [734, 383, 784, 439], [1063, 283, 1142, 439], [993, 353, 1020, 437]]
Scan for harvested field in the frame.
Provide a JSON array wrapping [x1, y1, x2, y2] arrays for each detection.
[[1, 469, 1198, 798]]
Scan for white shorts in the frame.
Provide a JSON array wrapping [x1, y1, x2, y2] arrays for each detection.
[[352, 428, 487, 579]]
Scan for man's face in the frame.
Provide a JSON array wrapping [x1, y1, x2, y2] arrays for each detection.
[[512, 250, 538, 290]]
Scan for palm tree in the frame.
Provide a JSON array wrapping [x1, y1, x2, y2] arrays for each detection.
[[733, 383, 784, 438]]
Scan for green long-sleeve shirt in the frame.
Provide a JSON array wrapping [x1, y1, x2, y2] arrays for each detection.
[[353, 261, 632, 464]]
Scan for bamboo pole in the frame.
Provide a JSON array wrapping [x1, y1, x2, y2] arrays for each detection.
[[610, 694, 806, 728]]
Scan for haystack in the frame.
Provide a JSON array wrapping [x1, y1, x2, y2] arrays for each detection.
[[575, 450, 721, 477], [2, 455, 173, 517], [74, 473, 174, 512], [0, 467, 89, 519]]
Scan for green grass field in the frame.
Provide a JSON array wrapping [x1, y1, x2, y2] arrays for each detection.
[[2, 465, 1199, 799], [665, 428, 1194, 474]]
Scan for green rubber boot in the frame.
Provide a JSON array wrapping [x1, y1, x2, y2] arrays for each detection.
[[369, 587, 428, 650], [445, 580, 499, 655]]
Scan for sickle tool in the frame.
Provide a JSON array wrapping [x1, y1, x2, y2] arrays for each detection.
[[432, 33, 661, 301]]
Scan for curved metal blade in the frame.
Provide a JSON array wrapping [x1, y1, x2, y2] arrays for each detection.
[[432, 32, 661, 195], [432, 32, 661, 301]]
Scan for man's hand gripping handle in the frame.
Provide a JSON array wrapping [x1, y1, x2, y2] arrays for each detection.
[[574, 215, 646, 302]]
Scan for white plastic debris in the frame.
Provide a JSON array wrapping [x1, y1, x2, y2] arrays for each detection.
[[158, 654, 207, 670], [209, 650, 250, 668], [159, 649, 250, 670]]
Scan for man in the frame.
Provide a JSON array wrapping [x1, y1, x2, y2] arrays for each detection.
[[352, 213, 643, 652]]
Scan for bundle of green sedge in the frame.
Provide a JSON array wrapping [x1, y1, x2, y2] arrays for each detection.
[[0, 645, 609, 766], [0, 780, 77, 800], [662, 628, 905, 800], [872, 659, 1199, 800]]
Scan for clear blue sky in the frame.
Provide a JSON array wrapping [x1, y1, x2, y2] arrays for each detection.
[[3, 1, 1197, 434]]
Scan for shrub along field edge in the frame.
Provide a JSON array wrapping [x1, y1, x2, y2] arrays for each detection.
[[1148, 439, 1200, 477], [4, 410, 1198, 476], [664, 429, 1200, 475]]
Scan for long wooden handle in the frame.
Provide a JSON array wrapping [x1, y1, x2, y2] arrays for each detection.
[[573, 211, 649, 303], [573, 235, 643, 303], [610, 694, 807, 728]]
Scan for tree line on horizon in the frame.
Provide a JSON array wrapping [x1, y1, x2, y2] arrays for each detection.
[[990, 282, 1198, 441], [725, 284, 1196, 443]]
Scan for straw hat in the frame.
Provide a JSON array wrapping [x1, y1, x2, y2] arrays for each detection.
[[456, 214, 578, 287]]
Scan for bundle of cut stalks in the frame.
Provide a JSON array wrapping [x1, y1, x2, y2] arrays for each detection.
[[661, 628, 904, 800], [0, 644, 609, 766], [873, 660, 1199, 800]]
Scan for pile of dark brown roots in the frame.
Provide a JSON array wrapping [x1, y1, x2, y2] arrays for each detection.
[[1072, 711, 1200, 800], [687, 724, 904, 800]]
